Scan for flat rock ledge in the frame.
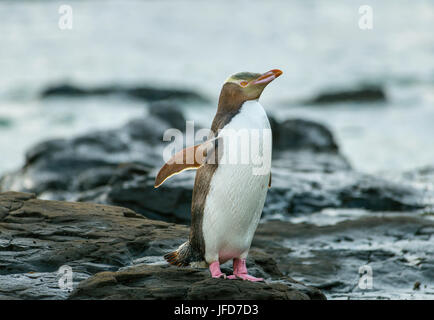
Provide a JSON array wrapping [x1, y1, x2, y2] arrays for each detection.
[[0, 192, 325, 300], [69, 264, 321, 300]]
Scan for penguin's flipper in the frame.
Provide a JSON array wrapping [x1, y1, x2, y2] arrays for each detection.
[[268, 172, 272, 188], [154, 138, 218, 188]]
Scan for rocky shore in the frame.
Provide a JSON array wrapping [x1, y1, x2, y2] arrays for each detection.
[[1, 104, 433, 299], [0, 192, 324, 300], [1, 103, 429, 223], [1, 190, 432, 300]]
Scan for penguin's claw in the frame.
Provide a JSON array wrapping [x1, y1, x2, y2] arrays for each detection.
[[212, 273, 227, 279]]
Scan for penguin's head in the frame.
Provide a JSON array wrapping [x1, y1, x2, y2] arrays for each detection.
[[221, 69, 283, 103]]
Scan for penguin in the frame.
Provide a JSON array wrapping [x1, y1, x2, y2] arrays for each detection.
[[154, 69, 282, 281]]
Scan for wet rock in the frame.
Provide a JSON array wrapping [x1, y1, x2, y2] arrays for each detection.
[[106, 158, 422, 224], [0, 105, 192, 202], [102, 164, 428, 224], [107, 173, 194, 223], [255, 215, 434, 299], [0, 192, 324, 300], [0, 111, 171, 196], [148, 101, 187, 131], [2, 107, 431, 224], [69, 264, 323, 300], [304, 85, 386, 105], [40, 83, 208, 103], [0, 191, 186, 299], [99, 115, 359, 223], [4, 189, 426, 300], [0, 192, 181, 273], [0, 111, 349, 221], [76, 167, 116, 192], [273, 150, 350, 172], [123, 116, 171, 145], [269, 116, 351, 173], [272, 118, 339, 153], [267, 171, 426, 215]]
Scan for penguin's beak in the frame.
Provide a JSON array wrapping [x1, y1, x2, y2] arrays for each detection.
[[252, 69, 283, 85]]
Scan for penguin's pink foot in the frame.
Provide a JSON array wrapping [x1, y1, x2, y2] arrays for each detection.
[[229, 258, 264, 282], [209, 261, 226, 279]]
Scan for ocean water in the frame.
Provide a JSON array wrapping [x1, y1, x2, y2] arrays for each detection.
[[1, 0, 434, 174]]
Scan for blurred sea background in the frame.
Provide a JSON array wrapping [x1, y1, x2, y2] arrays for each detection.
[[1, 0, 434, 300], [1, 0, 434, 175]]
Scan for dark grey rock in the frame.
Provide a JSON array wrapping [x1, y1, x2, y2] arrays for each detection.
[[2, 109, 430, 224], [0, 192, 324, 300], [255, 215, 434, 299], [268, 171, 426, 215], [107, 173, 194, 223], [304, 85, 386, 105], [40, 83, 208, 103], [69, 264, 323, 300], [148, 101, 188, 131], [272, 118, 339, 153], [0, 112, 169, 197]]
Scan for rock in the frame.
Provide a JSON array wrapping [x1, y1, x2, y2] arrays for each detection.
[[0, 104, 192, 203], [272, 150, 350, 172], [271, 118, 339, 153], [0, 192, 181, 273], [123, 116, 171, 145], [304, 85, 386, 105], [1, 113, 346, 220], [126, 87, 207, 103], [266, 170, 426, 215], [106, 172, 195, 223], [254, 215, 434, 299], [104, 165, 426, 224], [269, 116, 351, 173], [41, 84, 92, 97], [40, 83, 208, 103], [107, 157, 427, 223], [69, 264, 322, 300], [2, 191, 431, 299], [0, 192, 324, 300], [2, 110, 431, 224], [148, 101, 187, 131], [0, 111, 170, 197]]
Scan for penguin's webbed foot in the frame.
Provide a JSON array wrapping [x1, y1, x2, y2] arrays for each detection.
[[230, 274, 264, 282], [229, 258, 264, 282], [209, 261, 227, 279]]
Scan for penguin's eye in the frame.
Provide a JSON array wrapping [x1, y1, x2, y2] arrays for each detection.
[[240, 81, 249, 87]]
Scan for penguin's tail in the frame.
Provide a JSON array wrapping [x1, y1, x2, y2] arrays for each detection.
[[164, 241, 193, 267]]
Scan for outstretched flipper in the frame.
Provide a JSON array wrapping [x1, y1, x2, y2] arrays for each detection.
[[154, 137, 219, 188]]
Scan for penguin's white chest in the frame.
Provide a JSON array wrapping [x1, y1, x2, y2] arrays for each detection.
[[202, 100, 272, 264]]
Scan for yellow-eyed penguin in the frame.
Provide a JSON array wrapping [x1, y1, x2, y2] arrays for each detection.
[[154, 69, 283, 281]]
